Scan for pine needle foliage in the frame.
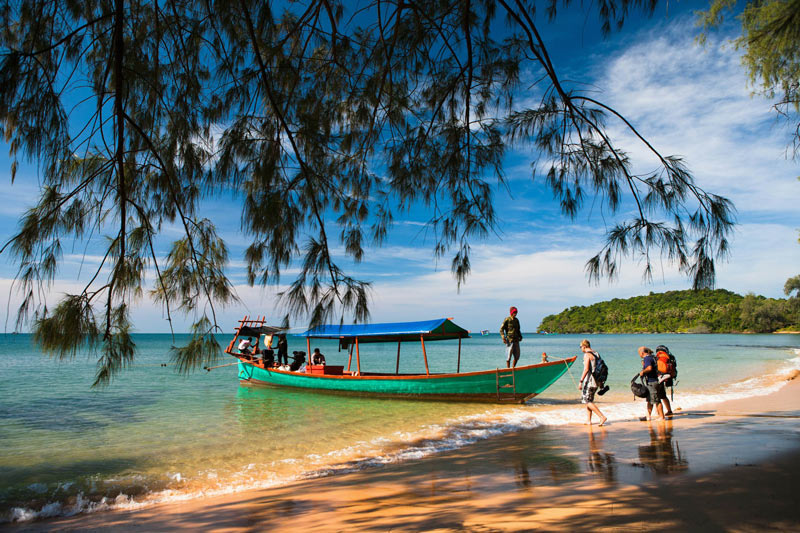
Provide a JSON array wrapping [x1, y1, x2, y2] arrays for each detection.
[[92, 303, 136, 388], [1, 0, 735, 384], [33, 294, 100, 360], [170, 316, 221, 374]]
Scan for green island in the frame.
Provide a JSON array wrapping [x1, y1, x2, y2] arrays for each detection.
[[537, 289, 800, 334]]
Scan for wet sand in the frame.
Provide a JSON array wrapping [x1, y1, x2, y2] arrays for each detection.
[[12, 374, 800, 532]]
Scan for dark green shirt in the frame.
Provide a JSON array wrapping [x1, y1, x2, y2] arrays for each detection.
[[500, 316, 522, 342]]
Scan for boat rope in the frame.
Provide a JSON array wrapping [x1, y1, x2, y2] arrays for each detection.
[[204, 361, 242, 372], [561, 357, 580, 390], [544, 356, 581, 390]]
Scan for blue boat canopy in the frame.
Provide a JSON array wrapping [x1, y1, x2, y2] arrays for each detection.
[[300, 318, 470, 346]]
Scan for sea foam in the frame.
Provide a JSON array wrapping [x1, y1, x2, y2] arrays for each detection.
[[6, 350, 800, 524]]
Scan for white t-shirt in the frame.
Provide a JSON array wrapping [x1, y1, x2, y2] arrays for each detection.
[[238, 339, 252, 351], [582, 351, 597, 388]]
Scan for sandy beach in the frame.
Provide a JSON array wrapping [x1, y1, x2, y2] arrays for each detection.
[[10, 373, 800, 532]]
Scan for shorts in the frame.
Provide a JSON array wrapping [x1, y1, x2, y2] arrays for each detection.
[[645, 380, 667, 404], [581, 380, 597, 404], [506, 340, 520, 364]]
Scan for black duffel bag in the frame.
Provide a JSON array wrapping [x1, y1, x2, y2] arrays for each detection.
[[630, 374, 648, 399]]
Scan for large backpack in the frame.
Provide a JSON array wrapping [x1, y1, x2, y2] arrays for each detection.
[[591, 351, 609, 387], [655, 345, 677, 379], [630, 374, 648, 398]]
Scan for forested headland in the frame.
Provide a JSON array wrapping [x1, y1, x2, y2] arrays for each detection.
[[537, 289, 800, 334]]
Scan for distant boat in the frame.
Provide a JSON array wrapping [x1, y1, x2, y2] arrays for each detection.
[[226, 316, 576, 404], [480, 329, 490, 336]]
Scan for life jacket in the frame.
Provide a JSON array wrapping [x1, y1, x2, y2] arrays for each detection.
[[656, 350, 676, 378]]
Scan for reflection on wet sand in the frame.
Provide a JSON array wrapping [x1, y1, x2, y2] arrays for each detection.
[[21, 406, 800, 532], [634, 420, 688, 474], [514, 461, 532, 488], [586, 426, 617, 483], [505, 434, 580, 490]]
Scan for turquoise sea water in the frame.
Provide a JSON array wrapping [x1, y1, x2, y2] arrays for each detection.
[[1, 332, 799, 523]]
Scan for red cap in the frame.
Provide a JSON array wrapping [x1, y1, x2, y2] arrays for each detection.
[[510, 306, 518, 315]]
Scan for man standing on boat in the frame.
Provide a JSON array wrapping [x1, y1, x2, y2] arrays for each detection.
[[500, 307, 523, 368]]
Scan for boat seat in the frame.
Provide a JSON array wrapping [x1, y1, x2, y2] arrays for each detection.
[[307, 365, 344, 375]]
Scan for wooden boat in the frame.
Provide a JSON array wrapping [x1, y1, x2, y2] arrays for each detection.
[[225, 316, 576, 403]]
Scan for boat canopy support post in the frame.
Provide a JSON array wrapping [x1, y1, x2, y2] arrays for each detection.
[[229, 315, 249, 354], [396, 341, 401, 375], [356, 337, 361, 375], [306, 337, 311, 362], [347, 344, 353, 372], [228, 315, 267, 357], [421, 334, 430, 376], [457, 337, 461, 373]]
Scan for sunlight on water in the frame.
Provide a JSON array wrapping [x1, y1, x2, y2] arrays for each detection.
[[1, 332, 798, 522]]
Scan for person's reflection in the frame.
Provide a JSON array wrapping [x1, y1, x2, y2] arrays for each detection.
[[509, 443, 534, 489], [587, 425, 617, 482], [637, 420, 688, 475], [514, 460, 532, 488]]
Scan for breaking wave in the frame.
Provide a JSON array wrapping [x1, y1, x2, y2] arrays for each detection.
[[6, 350, 800, 524]]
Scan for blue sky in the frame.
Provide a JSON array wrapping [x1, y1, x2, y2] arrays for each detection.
[[0, 3, 798, 334]]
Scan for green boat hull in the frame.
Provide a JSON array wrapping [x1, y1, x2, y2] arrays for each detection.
[[237, 357, 576, 403]]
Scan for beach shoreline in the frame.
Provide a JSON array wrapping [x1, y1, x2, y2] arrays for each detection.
[[10, 371, 800, 532]]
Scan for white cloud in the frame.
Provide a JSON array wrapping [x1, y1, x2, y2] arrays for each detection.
[[1, 16, 797, 335], [594, 20, 798, 214], [713, 223, 800, 296], [504, 18, 798, 216], [0, 179, 40, 218], [6, 217, 796, 334], [364, 219, 800, 331]]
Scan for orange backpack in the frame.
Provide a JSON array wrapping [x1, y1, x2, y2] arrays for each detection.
[[656, 350, 676, 378]]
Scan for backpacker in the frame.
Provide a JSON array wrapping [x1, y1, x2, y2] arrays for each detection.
[[655, 345, 677, 379], [591, 351, 609, 387]]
